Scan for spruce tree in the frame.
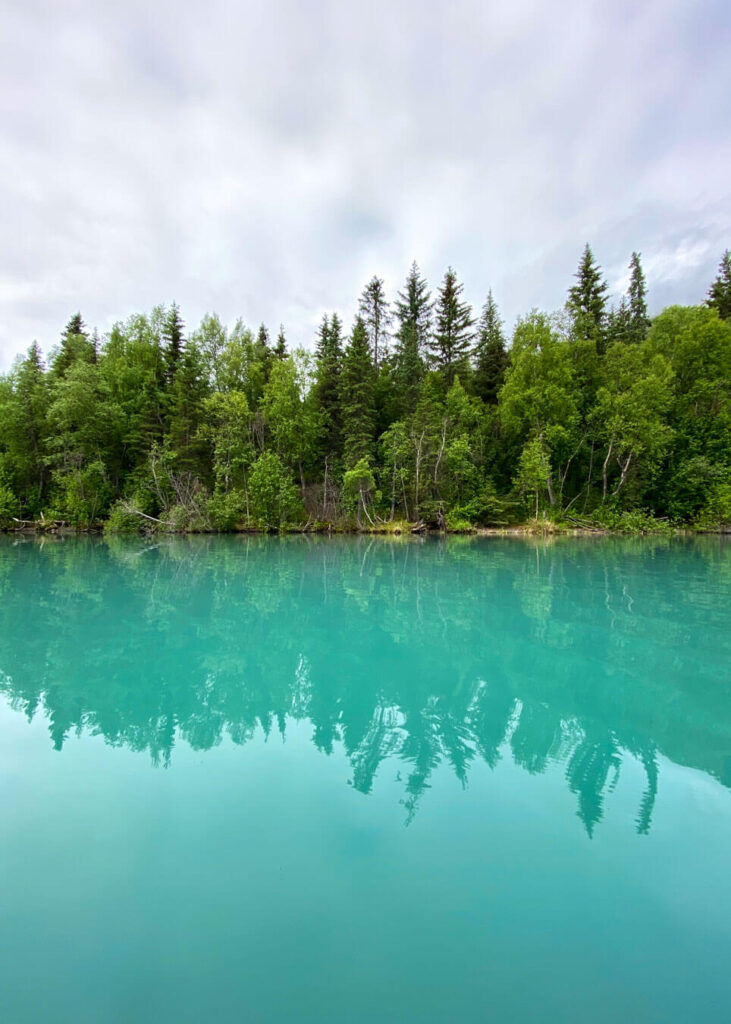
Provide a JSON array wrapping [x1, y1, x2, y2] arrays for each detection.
[[394, 261, 432, 353], [274, 325, 288, 360], [314, 314, 344, 460], [358, 276, 391, 370], [567, 244, 609, 354], [167, 338, 210, 475], [473, 290, 508, 404], [163, 303, 185, 385], [605, 299, 632, 347], [627, 252, 650, 343], [340, 316, 375, 468], [429, 267, 474, 383], [393, 262, 431, 415], [707, 249, 731, 320], [52, 312, 95, 377]]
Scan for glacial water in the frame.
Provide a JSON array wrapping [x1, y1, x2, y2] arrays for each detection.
[[0, 534, 730, 1023]]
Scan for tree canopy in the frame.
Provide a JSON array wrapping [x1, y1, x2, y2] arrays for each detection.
[[1, 247, 728, 531]]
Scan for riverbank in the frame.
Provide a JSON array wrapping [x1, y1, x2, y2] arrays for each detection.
[[4, 516, 727, 538]]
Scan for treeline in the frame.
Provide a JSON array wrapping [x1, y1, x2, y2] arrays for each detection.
[[1, 247, 729, 532]]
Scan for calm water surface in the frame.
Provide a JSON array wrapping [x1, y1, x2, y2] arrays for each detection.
[[1, 535, 730, 1023]]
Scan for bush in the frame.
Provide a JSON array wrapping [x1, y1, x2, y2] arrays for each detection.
[[207, 489, 249, 531], [589, 506, 673, 534], [694, 477, 731, 531], [105, 500, 145, 533], [0, 481, 18, 527], [444, 511, 477, 533], [248, 453, 303, 530]]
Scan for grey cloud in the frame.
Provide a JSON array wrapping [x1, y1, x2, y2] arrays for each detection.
[[0, 0, 729, 368]]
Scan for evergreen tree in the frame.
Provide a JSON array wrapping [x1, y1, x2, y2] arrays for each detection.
[[567, 244, 609, 354], [605, 299, 632, 347], [393, 262, 431, 415], [274, 325, 288, 360], [473, 290, 508, 404], [167, 339, 210, 475], [628, 252, 650, 343], [394, 261, 432, 354], [707, 249, 731, 320], [3, 342, 50, 512], [313, 314, 344, 461], [429, 267, 474, 383], [340, 316, 375, 468], [358, 276, 391, 369], [393, 322, 424, 417], [163, 303, 185, 385], [52, 312, 96, 378], [253, 323, 274, 383]]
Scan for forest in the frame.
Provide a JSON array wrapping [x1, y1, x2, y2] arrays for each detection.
[[0, 246, 729, 533]]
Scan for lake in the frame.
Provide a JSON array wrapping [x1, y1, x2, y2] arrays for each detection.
[[1, 534, 730, 1023]]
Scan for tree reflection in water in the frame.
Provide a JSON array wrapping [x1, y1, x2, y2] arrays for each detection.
[[1, 534, 729, 836]]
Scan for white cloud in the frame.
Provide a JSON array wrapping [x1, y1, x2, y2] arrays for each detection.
[[0, 0, 728, 367]]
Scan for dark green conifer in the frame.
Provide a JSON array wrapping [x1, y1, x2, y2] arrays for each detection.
[[429, 267, 474, 383], [314, 314, 344, 459], [340, 316, 375, 468], [627, 252, 650, 343], [163, 303, 185, 385], [358, 276, 391, 370], [567, 244, 609, 354], [707, 249, 731, 320], [274, 325, 288, 360], [394, 261, 432, 353], [52, 312, 96, 377], [473, 290, 508, 404]]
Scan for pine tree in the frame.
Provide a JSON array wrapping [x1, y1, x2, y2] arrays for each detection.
[[473, 290, 508, 404], [52, 312, 95, 378], [340, 316, 375, 468], [429, 267, 474, 383], [314, 314, 344, 459], [163, 303, 185, 385], [7, 342, 50, 511], [707, 249, 731, 320], [167, 339, 210, 475], [627, 252, 650, 343], [605, 298, 632, 347], [393, 262, 431, 415], [567, 244, 609, 354], [393, 322, 424, 417], [394, 261, 432, 354], [358, 276, 391, 370], [274, 325, 288, 360]]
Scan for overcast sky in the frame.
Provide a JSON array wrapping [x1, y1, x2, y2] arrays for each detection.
[[1, 0, 729, 368]]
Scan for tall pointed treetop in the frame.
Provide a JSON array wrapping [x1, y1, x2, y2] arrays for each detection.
[[567, 244, 609, 353], [429, 267, 474, 383], [358, 276, 391, 370], [707, 249, 731, 320]]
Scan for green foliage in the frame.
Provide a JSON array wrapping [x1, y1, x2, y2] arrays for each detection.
[[1, 250, 729, 533], [567, 244, 608, 353], [342, 458, 378, 525], [0, 477, 19, 525], [514, 436, 552, 518], [358, 276, 391, 369], [429, 267, 474, 383], [707, 250, 731, 320], [340, 317, 375, 469], [588, 507, 673, 535], [248, 452, 303, 530], [474, 290, 508, 404]]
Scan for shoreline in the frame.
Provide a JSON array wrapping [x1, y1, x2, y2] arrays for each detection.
[[3, 522, 728, 538]]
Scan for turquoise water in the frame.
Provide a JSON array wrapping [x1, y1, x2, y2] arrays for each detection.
[[1, 535, 730, 1024]]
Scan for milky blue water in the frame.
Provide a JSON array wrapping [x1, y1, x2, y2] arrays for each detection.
[[1, 535, 729, 1023]]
